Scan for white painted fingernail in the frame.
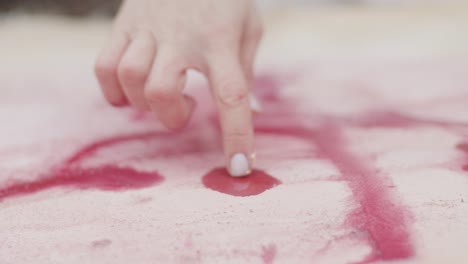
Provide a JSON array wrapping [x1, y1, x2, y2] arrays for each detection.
[[249, 94, 262, 113], [229, 153, 251, 177]]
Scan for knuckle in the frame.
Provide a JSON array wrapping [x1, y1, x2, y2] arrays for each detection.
[[94, 60, 116, 80], [118, 62, 147, 84], [161, 57, 186, 73], [225, 129, 251, 144], [217, 80, 249, 106], [144, 85, 175, 102]]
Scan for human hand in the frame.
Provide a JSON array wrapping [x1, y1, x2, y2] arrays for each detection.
[[95, 0, 262, 176]]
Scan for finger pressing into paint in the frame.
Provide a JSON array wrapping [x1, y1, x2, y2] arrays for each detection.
[[208, 50, 254, 177]]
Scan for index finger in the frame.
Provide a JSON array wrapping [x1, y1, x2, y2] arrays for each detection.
[[208, 52, 255, 177]]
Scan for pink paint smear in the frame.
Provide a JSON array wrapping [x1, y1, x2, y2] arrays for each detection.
[[3, 74, 468, 263]]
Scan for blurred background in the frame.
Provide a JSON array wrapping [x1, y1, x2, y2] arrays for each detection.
[[0, 0, 467, 17], [0, 0, 466, 74]]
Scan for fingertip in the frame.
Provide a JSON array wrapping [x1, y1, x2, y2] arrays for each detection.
[[228, 153, 252, 177]]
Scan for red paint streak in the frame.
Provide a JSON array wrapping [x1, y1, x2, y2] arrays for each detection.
[[261, 244, 277, 264], [254, 75, 416, 262], [313, 123, 412, 261], [202, 168, 281, 197], [456, 143, 468, 171], [254, 120, 413, 261], [255, 75, 283, 103], [353, 111, 468, 130], [0, 132, 166, 202], [0, 166, 163, 201], [456, 143, 468, 152], [353, 112, 418, 128]]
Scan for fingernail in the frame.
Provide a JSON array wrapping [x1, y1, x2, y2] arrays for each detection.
[[229, 153, 251, 177], [249, 94, 262, 113]]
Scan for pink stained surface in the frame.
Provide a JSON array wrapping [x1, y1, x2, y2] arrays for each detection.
[[2, 63, 468, 262], [2, 18, 468, 263], [2, 61, 468, 263]]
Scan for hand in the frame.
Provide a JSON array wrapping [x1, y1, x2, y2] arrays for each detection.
[[95, 0, 263, 176]]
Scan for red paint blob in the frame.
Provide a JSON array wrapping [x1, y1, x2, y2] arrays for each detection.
[[202, 168, 281, 197]]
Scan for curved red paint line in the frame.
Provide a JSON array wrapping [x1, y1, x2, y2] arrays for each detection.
[[254, 74, 415, 262], [313, 122, 413, 261], [254, 120, 414, 261], [0, 131, 170, 202]]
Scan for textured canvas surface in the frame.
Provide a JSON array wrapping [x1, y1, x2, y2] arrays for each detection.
[[1, 6, 468, 264]]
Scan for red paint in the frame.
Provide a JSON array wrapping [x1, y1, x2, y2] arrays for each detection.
[[0, 132, 166, 202], [202, 168, 281, 197], [255, 75, 283, 103], [312, 123, 413, 261], [254, 120, 413, 261], [6, 74, 466, 261], [456, 143, 468, 171], [353, 111, 468, 130], [0, 166, 163, 201], [252, 74, 468, 261], [254, 75, 416, 262], [261, 244, 277, 264]]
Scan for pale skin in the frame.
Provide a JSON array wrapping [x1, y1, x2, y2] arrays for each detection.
[[95, 0, 262, 177]]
